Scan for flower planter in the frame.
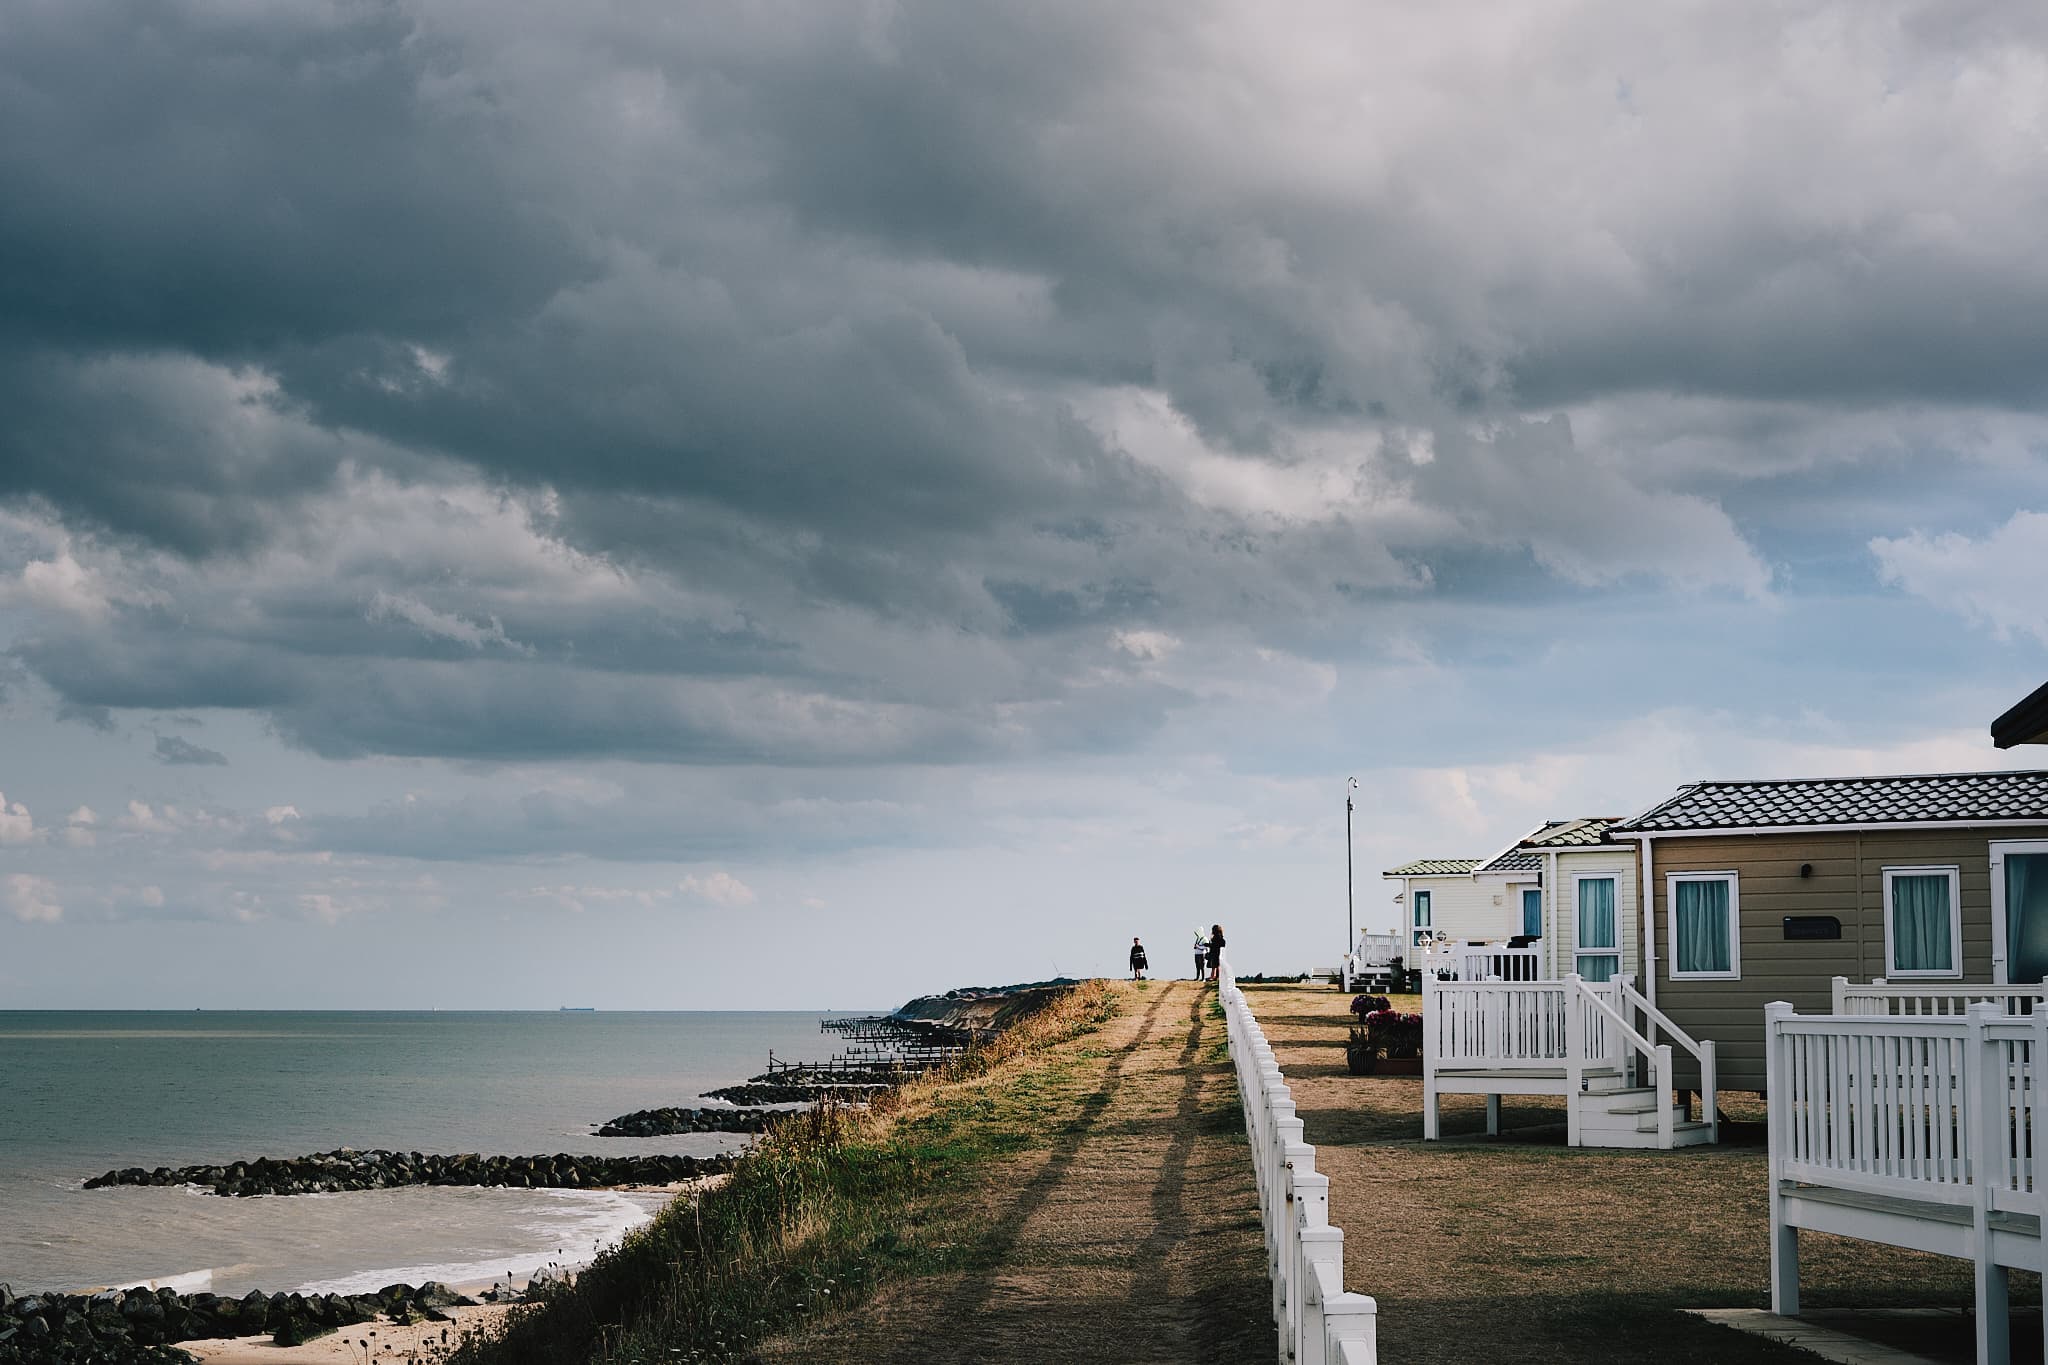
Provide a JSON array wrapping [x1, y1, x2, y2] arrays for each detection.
[[1371, 1057, 1424, 1076]]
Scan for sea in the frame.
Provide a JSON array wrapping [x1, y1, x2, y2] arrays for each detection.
[[0, 1010, 858, 1298]]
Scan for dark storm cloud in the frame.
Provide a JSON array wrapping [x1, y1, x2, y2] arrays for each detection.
[[3, 0, 2045, 765], [0, 3, 582, 360], [153, 734, 228, 766]]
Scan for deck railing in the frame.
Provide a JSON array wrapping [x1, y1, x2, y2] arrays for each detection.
[[1830, 976, 2048, 1018], [1423, 974, 1626, 1069], [1423, 974, 1717, 1145], [1418, 941, 1543, 982], [1765, 1001, 2048, 1362], [1217, 955, 1379, 1364]]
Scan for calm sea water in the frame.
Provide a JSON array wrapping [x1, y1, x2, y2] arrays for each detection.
[[0, 1010, 855, 1297]]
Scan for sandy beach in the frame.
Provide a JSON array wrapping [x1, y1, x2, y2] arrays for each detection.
[[183, 1302, 512, 1365]]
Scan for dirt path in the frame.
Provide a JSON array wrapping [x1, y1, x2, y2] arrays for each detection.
[[752, 981, 1270, 1364]]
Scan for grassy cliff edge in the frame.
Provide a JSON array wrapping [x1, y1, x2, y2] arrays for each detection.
[[452, 980, 1122, 1365]]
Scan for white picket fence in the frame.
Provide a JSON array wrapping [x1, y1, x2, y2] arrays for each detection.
[[1830, 976, 2048, 1017], [1217, 956, 1379, 1364], [1766, 1001, 2048, 1364]]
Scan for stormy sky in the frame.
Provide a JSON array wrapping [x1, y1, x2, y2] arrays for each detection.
[[2, 0, 2045, 1007]]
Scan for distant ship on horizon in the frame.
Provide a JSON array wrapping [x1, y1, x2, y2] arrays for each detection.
[[559, 1006, 596, 1012]]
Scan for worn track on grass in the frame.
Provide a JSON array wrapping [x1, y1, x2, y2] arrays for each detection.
[[753, 980, 1270, 1364]]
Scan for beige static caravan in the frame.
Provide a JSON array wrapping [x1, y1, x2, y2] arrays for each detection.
[[1609, 770, 2048, 1093]]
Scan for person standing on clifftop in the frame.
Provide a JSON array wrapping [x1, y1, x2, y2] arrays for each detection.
[[1207, 924, 1226, 982], [1193, 928, 1208, 980], [1128, 936, 1148, 981]]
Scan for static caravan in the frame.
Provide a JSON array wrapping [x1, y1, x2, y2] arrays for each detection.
[[1381, 858, 1497, 949], [1474, 818, 1638, 983], [1608, 770, 2048, 1093]]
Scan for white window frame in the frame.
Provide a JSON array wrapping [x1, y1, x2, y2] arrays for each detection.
[[1665, 871, 1741, 981], [1411, 887, 1433, 945], [1882, 864, 1962, 980], [1991, 840, 2048, 985], [1515, 883, 1543, 939], [1573, 873, 1622, 980]]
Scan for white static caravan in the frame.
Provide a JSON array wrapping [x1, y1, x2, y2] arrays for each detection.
[[1383, 858, 1510, 950]]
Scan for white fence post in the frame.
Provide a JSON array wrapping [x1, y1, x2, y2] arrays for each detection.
[[1700, 1039, 1718, 1143], [1764, 1001, 1797, 1315], [1967, 1002, 2011, 1365], [1297, 1224, 1343, 1365], [1564, 973, 1585, 1147], [1654, 1043, 1674, 1149]]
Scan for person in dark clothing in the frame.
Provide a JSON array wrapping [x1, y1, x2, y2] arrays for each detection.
[[1207, 924, 1226, 982], [1128, 936, 1148, 981]]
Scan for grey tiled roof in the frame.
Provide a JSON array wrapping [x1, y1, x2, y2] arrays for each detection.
[[1524, 817, 1621, 847], [1613, 771, 2048, 833], [1384, 858, 1482, 877], [1475, 848, 1544, 873]]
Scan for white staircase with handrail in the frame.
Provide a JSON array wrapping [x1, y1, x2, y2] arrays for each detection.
[[1422, 973, 1718, 1150]]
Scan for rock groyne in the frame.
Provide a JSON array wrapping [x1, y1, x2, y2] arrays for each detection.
[[0, 1280, 476, 1362], [699, 1082, 887, 1106], [83, 1149, 732, 1198], [596, 1106, 780, 1137]]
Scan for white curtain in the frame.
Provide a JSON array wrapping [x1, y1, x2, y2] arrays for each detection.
[[1675, 878, 1732, 973]]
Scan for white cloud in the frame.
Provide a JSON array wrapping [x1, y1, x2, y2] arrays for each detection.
[[264, 805, 302, 825], [0, 792, 39, 846], [298, 892, 353, 923], [4, 873, 62, 923], [1110, 629, 1180, 663], [368, 590, 532, 654], [118, 800, 175, 834], [678, 871, 757, 907], [1872, 509, 2048, 644], [61, 804, 96, 847]]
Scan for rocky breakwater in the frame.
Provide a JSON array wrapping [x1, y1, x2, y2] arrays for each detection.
[[596, 1106, 780, 1137], [0, 1280, 475, 1363], [699, 1081, 888, 1105], [83, 1149, 733, 1197]]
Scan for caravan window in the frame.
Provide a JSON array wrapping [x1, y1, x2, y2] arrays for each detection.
[[1668, 872, 1740, 980], [1521, 886, 1543, 939], [1574, 876, 1619, 982], [1883, 866, 1959, 979], [1412, 889, 1432, 946], [1994, 842, 2048, 985]]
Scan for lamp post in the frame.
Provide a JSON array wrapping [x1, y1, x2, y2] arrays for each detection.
[[1345, 776, 1358, 963]]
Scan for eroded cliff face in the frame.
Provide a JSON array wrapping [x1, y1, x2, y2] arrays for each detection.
[[891, 979, 1078, 1032]]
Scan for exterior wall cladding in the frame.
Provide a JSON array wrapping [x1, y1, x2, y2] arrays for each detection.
[[1646, 824, 2048, 1093]]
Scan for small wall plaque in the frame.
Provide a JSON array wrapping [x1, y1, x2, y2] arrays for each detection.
[[1782, 915, 1842, 941]]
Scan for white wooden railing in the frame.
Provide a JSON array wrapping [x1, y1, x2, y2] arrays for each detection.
[[1831, 976, 2048, 1017], [1217, 955, 1379, 1364], [1616, 975, 1718, 1142], [1424, 974, 1717, 1145], [1341, 931, 1403, 991], [1418, 940, 1542, 982], [1765, 1001, 2048, 1363]]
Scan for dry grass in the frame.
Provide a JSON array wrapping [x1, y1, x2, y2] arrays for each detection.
[[1247, 982, 2034, 1364]]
